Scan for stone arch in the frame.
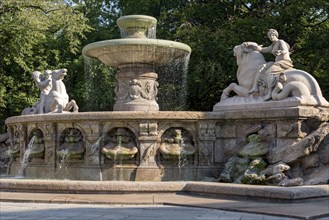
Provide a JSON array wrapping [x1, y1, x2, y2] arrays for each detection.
[[101, 127, 139, 164], [57, 127, 85, 161]]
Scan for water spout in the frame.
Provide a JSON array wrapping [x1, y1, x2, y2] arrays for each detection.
[[18, 135, 36, 177]]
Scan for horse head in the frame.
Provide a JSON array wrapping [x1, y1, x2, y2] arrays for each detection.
[[234, 42, 263, 66], [52, 69, 67, 81]]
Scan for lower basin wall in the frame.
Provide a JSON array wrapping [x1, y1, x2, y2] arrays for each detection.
[[5, 107, 329, 181]]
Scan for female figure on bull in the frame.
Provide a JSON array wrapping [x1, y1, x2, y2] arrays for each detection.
[[246, 29, 293, 101]]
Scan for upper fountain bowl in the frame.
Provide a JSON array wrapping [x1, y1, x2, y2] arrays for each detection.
[[82, 39, 191, 66], [82, 15, 191, 67], [117, 15, 157, 38]]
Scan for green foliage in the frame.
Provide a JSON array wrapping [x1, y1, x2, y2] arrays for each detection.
[[1, 0, 329, 132], [83, 58, 116, 111], [0, 0, 91, 132]]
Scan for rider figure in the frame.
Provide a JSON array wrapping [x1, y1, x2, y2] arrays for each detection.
[[33, 70, 52, 114], [247, 29, 293, 100]]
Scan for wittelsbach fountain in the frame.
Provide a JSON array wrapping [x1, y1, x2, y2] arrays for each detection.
[[4, 16, 329, 185]]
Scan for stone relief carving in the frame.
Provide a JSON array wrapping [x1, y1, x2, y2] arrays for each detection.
[[57, 128, 85, 160], [28, 130, 45, 160], [38, 123, 55, 161], [22, 69, 79, 115], [139, 122, 158, 136], [6, 124, 25, 174], [159, 128, 196, 161], [128, 79, 159, 101], [198, 122, 216, 165], [76, 122, 101, 164], [8, 124, 25, 158], [278, 121, 307, 138], [7, 130, 21, 161], [217, 29, 329, 108], [115, 80, 129, 101], [101, 127, 138, 161], [129, 79, 143, 99]]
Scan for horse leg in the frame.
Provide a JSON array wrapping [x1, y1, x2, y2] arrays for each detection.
[[249, 64, 266, 94], [63, 100, 79, 112], [231, 85, 249, 97], [55, 98, 63, 113], [72, 100, 79, 112], [220, 84, 234, 101], [264, 74, 276, 101], [221, 83, 250, 101]]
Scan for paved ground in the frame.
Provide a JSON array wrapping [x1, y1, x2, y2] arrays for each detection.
[[0, 202, 310, 220], [1, 180, 328, 219], [1, 192, 328, 220]]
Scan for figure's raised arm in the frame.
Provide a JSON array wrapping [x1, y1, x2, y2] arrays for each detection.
[[243, 42, 272, 53], [243, 42, 262, 51], [259, 45, 272, 53]]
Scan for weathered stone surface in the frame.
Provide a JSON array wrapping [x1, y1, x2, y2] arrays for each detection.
[[214, 139, 237, 163], [303, 165, 329, 185], [278, 177, 304, 187], [5, 107, 329, 184], [2, 179, 328, 200], [268, 123, 329, 164], [277, 121, 307, 138], [237, 135, 269, 157], [216, 124, 236, 138], [260, 162, 290, 176]]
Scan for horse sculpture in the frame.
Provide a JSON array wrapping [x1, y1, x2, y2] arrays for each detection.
[[218, 42, 329, 107], [22, 69, 78, 115], [45, 69, 78, 113], [220, 43, 267, 101]]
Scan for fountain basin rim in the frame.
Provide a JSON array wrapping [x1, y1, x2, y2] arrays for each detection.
[[1, 179, 329, 200], [5, 107, 324, 125], [116, 15, 157, 29], [6, 111, 223, 124], [83, 39, 191, 54], [82, 38, 191, 66]]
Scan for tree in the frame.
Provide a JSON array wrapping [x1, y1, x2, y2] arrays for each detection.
[[63, 0, 121, 111], [0, 0, 91, 132], [1, 0, 328, 133]]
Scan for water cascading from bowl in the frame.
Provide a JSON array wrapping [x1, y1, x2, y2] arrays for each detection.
[[82, 15, 191, 111]]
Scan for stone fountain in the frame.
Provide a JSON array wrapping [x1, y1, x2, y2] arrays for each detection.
[[82, 15, 191, 111], [4, 16, 329, 185]]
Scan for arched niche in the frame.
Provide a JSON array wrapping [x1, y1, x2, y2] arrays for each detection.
[[57, 128, 85, 161], [159, 127, 196, 164], [101, 127, 139, 164], [27, 128, 45, 160]]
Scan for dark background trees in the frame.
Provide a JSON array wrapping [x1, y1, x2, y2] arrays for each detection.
[[1, 0, 328, 132]]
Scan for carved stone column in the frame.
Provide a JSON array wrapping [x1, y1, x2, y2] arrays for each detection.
[[76, 122, 101, 165], [197, 121, 216, 179], [114, 64, 159, 111], [39, 123, 56, 166], [135, 121, 161, 181]]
